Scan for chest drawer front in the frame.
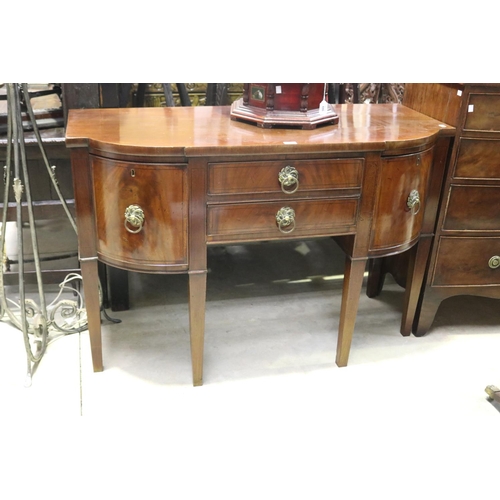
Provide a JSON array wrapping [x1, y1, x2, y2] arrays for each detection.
[[454, 138, 500, 179], [207, 198, 358, 242], [443, 185, 500, 231], [464, 93, 500, 132], [433, 237, 500, 286], [208, 158, 364, 196], [92, 157, 188, 270]]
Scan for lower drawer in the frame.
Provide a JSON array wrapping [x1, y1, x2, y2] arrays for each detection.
[[207, 198, 358, 242], [432, 237, 500, 286]]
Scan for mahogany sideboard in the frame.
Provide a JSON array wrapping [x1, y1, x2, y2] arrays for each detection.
[[65, 104, 453, 386]]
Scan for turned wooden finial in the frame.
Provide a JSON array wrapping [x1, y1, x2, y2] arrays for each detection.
[[300, 84, 310, 112], [266, 84, 275, 111]]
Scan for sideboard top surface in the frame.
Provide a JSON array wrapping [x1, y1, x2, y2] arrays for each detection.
[[65, 104, 454, 158]]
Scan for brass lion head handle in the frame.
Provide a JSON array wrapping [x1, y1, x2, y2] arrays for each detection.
[[124, 204, 145, 233], [278, 166, 299, 194], [407, 190, 421, 215], [276, 206, 296, 234]]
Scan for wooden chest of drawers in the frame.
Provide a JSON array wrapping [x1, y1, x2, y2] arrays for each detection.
[[404, 84, 500, 335], [65, 104, 451, 385]]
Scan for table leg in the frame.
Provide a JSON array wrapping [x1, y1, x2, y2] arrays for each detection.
[[366, 257, 385, 298], [412, 287, 442, 337], [189, 271, 207, 386], [400, 237, 432, 336], [336, 257, 367, 367], [80, 258, 103, 372], [107, 266, 129, 312]]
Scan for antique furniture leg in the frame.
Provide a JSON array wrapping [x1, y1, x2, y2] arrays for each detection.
[[365, 239, 434, 336], [366, 258, 385, 298], [400, 237, 433, 336], [106, 265, 129, 312], [336, 257, 367, 367], [188, 271, 207, 386], [412, 287, 443, 337], [80, 258, 103, 371], [97, 262, 109, 309]]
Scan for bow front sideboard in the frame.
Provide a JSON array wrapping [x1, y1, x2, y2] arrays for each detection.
[[65, 104, 453, 386]]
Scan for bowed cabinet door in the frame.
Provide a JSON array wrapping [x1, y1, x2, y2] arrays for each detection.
[[369, 148, 433, 256], [91, 156, 188, 273]]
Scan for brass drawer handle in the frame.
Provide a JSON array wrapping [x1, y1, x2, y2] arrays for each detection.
[[278, 166, 299, 194], [489, 256, 500, 269], [276, 206, 296, 234], [124, 204, 145, 233], [407, 189, 421, 215]]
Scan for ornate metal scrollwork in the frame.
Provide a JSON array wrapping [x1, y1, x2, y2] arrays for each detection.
[[1, 83, 98, 386]]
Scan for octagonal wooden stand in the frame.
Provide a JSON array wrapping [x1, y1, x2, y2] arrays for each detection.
[[230, 97, 339, 130]]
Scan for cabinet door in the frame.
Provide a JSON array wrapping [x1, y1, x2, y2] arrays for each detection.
[[92, 157, 188, 272], [370, 148, 433, 254]]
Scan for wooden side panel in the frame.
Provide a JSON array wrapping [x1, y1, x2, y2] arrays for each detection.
[[70, 148, 97, 259], [403, 83, 464, 126]]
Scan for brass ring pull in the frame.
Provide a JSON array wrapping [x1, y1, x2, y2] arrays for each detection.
[[278, 166, 299, 194], [407, 189, 421, 215], [489, 256, 500, 269], [124, 204, 145, 233], [276, 206, 296, 234]]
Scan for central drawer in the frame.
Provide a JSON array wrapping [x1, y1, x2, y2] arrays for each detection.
[[208, 158, 364, 197], [454, 138, 500, 180], [207, 198, 358, 242], [443, 185, 500, 231]]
